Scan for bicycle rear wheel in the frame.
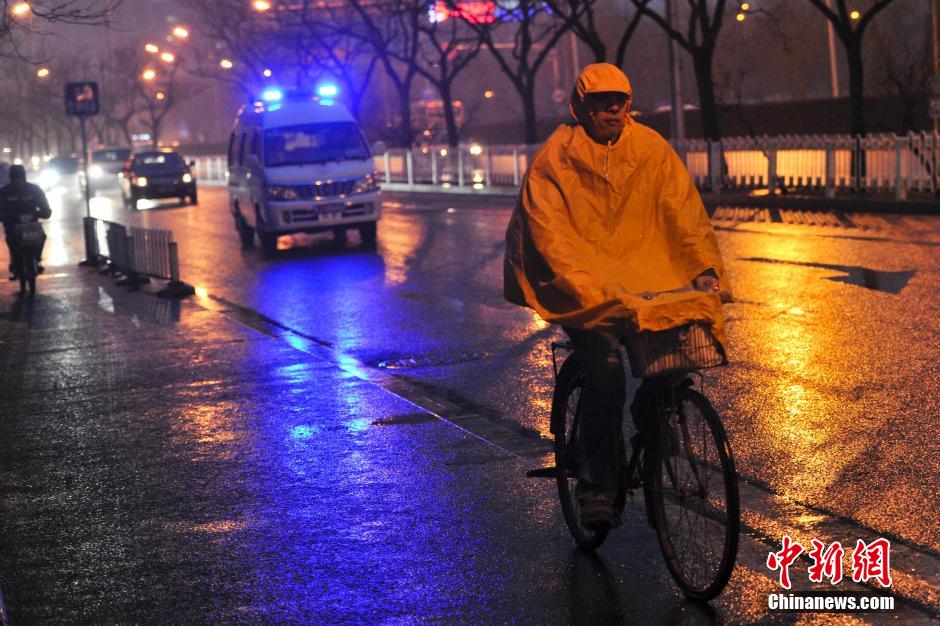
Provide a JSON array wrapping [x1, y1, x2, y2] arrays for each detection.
[[552, 355, 609, 550], [649, 386, 739, 600]]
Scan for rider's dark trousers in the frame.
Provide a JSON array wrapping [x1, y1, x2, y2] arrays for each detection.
[[565, 327, 665, 503], [564, 327, 626, 503]]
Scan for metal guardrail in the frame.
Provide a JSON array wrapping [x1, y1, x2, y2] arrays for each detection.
[[191, 131, 940, 199], [83, 217, 194, 298]]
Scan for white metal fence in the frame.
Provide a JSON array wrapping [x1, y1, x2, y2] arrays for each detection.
[[193, 131, 940, 199]]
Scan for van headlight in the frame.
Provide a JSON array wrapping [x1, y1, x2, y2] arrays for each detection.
[[266, 185, 299, 201], [181, 172, 193, 183], [354, 173, 379, 195], [135, 176, 149, 187], [90, 165, 104, 179]]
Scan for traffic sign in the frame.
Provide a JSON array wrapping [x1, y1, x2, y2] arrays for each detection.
[[65, 82, 99, 117]]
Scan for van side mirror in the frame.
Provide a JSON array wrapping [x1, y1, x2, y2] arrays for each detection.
[[188, 160, 196, 167]]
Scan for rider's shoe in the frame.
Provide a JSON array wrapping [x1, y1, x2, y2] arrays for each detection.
[[580, 497, 618, 530]]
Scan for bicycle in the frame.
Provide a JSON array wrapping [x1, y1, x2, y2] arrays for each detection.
[[529, 321, 740, 601], [11, 221, 45, 296]]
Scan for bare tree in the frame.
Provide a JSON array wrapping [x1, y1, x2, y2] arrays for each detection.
[[804, 0, 901, 136], [1, 0, 121, 59], [631, 0, 731, 141], [542, 0, 643, 67], [452, 0, 581, 144], [341, 0, 424, 147], [185, 0, 285, 99], [872, 19, 931, 133], [412, 11, 483, 147], [291, 4, 380, 121]]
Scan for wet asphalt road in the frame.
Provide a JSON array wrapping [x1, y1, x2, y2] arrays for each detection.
[[0, 185, 938, 623]]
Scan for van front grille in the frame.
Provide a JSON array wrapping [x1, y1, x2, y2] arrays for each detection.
[[295, 179, 356, 200]]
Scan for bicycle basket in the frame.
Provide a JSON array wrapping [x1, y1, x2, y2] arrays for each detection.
[[623, 321, 726, 378], [12, 222, 44, 247]]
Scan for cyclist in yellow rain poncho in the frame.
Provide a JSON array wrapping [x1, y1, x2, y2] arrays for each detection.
[[504, 63, 730, 529]]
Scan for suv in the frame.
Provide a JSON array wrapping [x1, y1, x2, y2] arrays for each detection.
[[90, 147, 131, 191], [120, 150, 197, 210]]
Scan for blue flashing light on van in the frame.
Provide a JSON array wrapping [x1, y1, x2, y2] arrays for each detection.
[[317, 84, 338, 98]]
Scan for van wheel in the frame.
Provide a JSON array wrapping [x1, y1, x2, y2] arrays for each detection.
[[332, 228, 347, 247], [238, 218, 255, 249], [259, 230, 278, 257], [358, 222, 377, 247]]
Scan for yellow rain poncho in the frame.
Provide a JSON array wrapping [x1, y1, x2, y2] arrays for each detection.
[[503, 64, 730, 347]]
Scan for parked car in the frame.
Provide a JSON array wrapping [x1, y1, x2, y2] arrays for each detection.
[[39, 155, 82, 196], [89, 147, 131, 191], [120, 150, 197, 210]]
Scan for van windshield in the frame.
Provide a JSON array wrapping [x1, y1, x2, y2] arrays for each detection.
[[264, 122, 370, 167]]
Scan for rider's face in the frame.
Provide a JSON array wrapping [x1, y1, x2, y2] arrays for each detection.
[[585, 91, 631, 143]]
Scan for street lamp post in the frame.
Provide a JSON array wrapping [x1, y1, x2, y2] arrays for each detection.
[[665, 0, 685, 145], [823, 0, 840, 98], [932, 0, 940, 132]]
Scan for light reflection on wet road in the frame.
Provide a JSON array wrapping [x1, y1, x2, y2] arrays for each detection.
[[82, 187, 940, 552], [3, 186, 937, 621]]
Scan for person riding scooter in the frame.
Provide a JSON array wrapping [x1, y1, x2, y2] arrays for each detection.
[[1, 164, 51, 280]]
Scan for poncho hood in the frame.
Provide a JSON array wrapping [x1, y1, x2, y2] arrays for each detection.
[[568, 63, 632, 124]]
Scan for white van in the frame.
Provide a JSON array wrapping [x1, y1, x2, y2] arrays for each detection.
[[227, 92, 381, 255]]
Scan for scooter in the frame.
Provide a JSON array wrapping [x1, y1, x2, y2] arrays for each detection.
[[11, 220, 44, 295]]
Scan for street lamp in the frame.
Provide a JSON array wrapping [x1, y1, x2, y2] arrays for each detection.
[[145, 43, 159, 54], [142, 68, 156, 81], [219, 58, 234, 69], [156, 92, 166, 100], [36, 67, 49, 78], [172, 26, 189, 39], [253, 0, 271, 11], [160, 51, 175, 63], [11, 2, 30, 17]]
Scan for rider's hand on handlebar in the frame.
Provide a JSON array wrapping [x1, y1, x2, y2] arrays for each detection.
[[693, 274, 720, 293]]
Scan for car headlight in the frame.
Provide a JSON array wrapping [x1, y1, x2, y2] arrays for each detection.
[[353, 173, 379, 195], [135, 176, 148, 187], [90, 165, 104, 178], [41, 170, 60, 185], [181, 172, 192, 183], [266, 185, 299, 201]]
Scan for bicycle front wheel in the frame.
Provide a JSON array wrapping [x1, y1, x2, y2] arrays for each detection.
[[552, 355, 609, 550], [649, 386, 739, 600]]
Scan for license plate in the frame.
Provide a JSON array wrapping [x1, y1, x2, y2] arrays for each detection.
[[158, 185, 176, 193], [318, 202, 347, 215]]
